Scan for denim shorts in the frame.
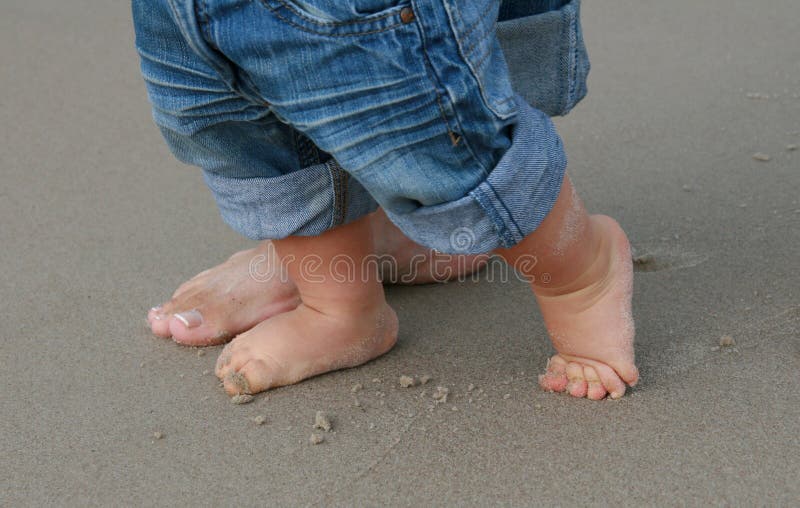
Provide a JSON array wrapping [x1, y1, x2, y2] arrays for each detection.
[[133, 0, 589, 253]]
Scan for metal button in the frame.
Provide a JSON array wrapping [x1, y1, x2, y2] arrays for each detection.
[[400, 7, 415, 24]]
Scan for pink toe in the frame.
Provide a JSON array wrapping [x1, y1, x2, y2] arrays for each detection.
[[148, 307, 171, 338], [586, 382, 607, 400], [539, 372, 568, 392], [584, 366, 609, 400], [539, 355, 569, 392], [567, 379, 588, 398]]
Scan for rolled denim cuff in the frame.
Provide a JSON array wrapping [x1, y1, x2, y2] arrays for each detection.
[[386, 96, 566, 254], [203, 159, 378, 240], [498, 0, 590, 117]]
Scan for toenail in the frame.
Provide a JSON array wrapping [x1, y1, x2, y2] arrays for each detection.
[[175, 309, 203, 328], [610, 391, 622, 399]]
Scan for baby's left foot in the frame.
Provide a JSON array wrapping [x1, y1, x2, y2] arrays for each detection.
[[536, 215, 639, 399]]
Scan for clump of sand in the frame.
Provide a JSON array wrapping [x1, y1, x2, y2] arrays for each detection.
[[314, 411, 332, 432], [152, 431, 164, 440], [252, 415, 267, 425], [419, 375, 431, 385], [719, 335, 735, 347], [351, 383, 363, 393], [309, 433, 324, 445], [399, 375, 416, 388], [752, 152, 771, 162], [231, 394, 254, 405], [432, 386, 449, 404]]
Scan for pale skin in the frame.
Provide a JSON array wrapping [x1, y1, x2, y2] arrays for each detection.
[[148, 174, 638, 400]]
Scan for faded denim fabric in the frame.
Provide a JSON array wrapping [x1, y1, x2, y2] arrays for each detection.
[[133, 0, 589, 253]]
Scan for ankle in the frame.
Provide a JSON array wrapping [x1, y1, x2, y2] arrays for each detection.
[[531, 216, 612, 298]]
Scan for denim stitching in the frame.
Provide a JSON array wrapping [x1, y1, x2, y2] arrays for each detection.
[[484, 179, 523, 240], [565, 4, 578, 112], [470, 188, 516, 247], [445, 0, 512, 120], [263, 4, 404, 37], [195, 0, 217, 51], [462, 7, 498, 60], [470, 37, 494, 77], [412, 4, 491, 176], [457, 0, 499, 54], [329, 160, 347, 227], [267, 0, 401, 27]]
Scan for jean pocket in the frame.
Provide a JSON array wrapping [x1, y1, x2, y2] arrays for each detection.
[[496, 0, 590, 117], [444, 0, 517, 120], [259, 0, 411, 36]]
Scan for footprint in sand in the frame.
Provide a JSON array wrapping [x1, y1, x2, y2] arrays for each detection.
[[631, 246, 709, 273]]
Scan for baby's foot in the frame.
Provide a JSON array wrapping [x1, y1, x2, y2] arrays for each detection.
[[147, 209, 484, 345], [215, 302, 398, 394], [536, 215, 639, 399], [147, 243, 300, 346]]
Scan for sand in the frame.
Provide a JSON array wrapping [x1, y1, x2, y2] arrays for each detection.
[[230, 394, 254, 405], [314, 412, 332, 432], [2, 0, 799, 505]]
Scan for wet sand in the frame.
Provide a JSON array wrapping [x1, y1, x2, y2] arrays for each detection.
[[1, 0, 799, 505]]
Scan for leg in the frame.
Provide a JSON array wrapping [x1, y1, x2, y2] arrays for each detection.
[[494, 175, 639, 399], [214, 216, 398, 394]]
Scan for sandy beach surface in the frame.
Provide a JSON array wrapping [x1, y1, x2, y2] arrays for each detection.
[[1, 0, 798, 505]]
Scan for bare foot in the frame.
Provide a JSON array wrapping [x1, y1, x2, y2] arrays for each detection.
[[215, 302, 398, 394], [536, 215, 639, 399], [213, 215, 396, 395], [147, 209, 485, 345], [147, 242, 300, 346]]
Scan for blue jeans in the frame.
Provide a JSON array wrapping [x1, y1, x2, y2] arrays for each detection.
[[133, 0, 589, 253]]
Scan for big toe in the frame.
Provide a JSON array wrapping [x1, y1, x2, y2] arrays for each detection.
[[222, 358, 282, 396], [169, 309, 233, 346], [538, 355, 569, 392]]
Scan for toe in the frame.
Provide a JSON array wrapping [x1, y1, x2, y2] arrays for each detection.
[[225, 358, 280, 395], [538, 355, 569, 392], [169, 309, 233, 347], [223, 369, 252, 395], [588, 362, 628, 399], [566, 362, 588, 398], [215, 343, 235, 378], [584, 366, 608, 400], [616, 362, 640, 387], [148, 306, 172, 338]]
